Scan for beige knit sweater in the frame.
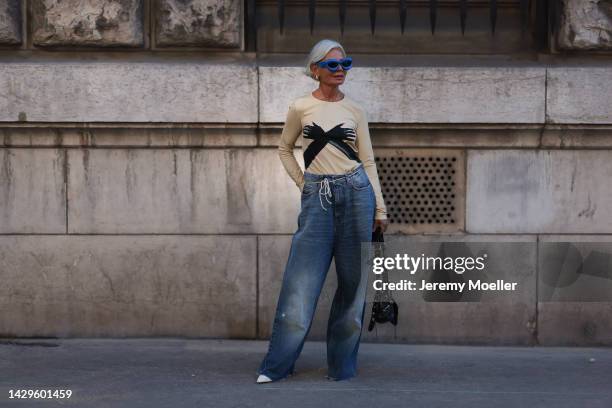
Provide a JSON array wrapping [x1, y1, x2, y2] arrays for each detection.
[[278, 91, 388, 220]]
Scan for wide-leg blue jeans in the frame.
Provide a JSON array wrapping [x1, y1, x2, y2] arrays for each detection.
[[257, 163, 376, 382]]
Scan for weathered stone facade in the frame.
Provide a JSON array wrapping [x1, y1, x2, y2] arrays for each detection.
[[0, 61, 257, 122], [0, 0, 21, 45], [0, 0, 612, 346], [156, 0, 241, 48], [0, 235, 256, 337], [1, 63, 612, 345], [32, 0, 144, 47], [557, 0, 612, 50]]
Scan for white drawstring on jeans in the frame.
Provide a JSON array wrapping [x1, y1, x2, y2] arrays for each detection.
[[318, 177, 333, 211]]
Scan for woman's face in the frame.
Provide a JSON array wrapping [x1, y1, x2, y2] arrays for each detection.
[[311, 48, 347, 86]]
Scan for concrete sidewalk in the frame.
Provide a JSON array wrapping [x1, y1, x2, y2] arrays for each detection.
[[1, 338, 611, 408]]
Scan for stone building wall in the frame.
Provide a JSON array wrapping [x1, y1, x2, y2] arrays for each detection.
[[1, 0, 612, 346]]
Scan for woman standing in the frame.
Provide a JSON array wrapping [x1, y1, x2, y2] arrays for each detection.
[[257, 39, 389, 383]]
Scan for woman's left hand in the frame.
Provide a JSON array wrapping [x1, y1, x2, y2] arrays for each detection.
[[373, 218, 390, 233]]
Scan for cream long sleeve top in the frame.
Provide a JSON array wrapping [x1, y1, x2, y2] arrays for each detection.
[[278, 91, 388, 220]]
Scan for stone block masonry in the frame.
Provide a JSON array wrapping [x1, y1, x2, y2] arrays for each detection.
[[31, 0, 144, 47], [156, 0, 242, 48], [0, 0, 21, 45]]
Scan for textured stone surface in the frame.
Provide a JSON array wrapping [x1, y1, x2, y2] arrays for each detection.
[[0, 148, 66, 233], [541, 126, 612, 148], [0, 235, 256, 337], [0, 0, 21, 45], [538, 302, 612, 346], [2, 62, 611, 125], [0, 62, 257, 123], [259, 66, 546, 124], [156, 0, 241, 48], [547, 67, 612, 124], [0, 127, 257, 148], [7, 63, 611, 125], [557, 0, 612, 50], [67, 148, 300, 234], [32, 0, 144, 47], [537, 235, 612, 346], [467, 150, 612, 233], [538, 237, 612, 303]]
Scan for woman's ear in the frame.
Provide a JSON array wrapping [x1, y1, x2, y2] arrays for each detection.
[[310, 63, 317, 79]]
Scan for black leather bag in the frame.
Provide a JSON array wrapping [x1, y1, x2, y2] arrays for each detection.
[[367, 227, 399, 331]]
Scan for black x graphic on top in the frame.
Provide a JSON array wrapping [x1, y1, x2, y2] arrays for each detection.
[[302, 122, 361, 169]]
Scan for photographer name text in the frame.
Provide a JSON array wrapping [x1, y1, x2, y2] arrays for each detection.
[[372, 279, 517, 292], [371, 253, 518, 292]]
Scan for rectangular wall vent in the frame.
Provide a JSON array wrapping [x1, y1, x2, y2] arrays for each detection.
[[375, 149, 465, 233]]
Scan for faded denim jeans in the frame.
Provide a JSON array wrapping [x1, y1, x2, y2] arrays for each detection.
[[257, 163, 376, 381]]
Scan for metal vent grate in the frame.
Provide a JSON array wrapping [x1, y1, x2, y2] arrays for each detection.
[[375, 149, 464, 232]]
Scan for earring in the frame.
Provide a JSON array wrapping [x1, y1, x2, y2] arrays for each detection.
[[315, 74, 319, 81]]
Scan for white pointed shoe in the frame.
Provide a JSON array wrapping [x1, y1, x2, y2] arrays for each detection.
[[257, 374, 273, 384]]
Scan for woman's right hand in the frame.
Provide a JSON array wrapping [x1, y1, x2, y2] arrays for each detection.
[[373, 218, 389, 233]]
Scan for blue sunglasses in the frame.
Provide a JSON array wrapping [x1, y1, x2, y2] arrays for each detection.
[[316, 57, 353, 72]]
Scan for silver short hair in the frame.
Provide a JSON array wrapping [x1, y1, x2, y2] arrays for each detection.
[[304, 39, 346, 80]]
